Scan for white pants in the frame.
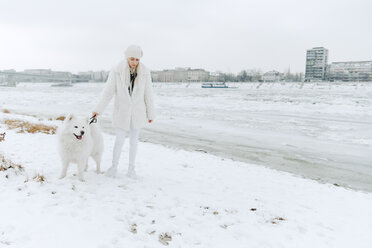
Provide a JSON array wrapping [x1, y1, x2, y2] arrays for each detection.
[[112, 123, 140, 170]]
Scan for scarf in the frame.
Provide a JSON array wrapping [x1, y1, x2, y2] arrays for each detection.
[[128, 68, 137, 96]]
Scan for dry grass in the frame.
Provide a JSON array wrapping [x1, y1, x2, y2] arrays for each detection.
[[130, 223, 138, 234], [3, 119, 56, 134], [56, 116, 66, 121], [271, 216, 286, 224], [2, 109, 10, 114], [33, 173, 46, 184], [0, 154, 24, 173], [159, 233, 172, 246]]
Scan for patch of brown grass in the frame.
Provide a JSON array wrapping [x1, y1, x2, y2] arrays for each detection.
[[0, 154, 24, 173], [2, 109, 10, 114], [159, 233, 172, 246], [130, 223, 137, 234], [3, 119, 56, 134], [33, 173, 46, 184], [56, 116, 65, 121], [271, 217, 286, 224]]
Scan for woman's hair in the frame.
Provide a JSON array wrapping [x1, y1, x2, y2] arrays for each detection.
[[130, 66, 137, 74]]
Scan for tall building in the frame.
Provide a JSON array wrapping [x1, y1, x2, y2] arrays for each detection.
[[305, 47, 328, 81], [327, 61, 372, 82]]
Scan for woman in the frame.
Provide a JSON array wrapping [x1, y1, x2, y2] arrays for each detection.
[[91, 45, 155, 178]]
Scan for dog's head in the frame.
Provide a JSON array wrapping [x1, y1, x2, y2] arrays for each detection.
[[63, 114, 90, 141]]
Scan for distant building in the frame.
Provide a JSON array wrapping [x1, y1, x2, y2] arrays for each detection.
[[263, 70, 281, 82], [151, 67, 210, 82], [0, 69, 15, 83], [24, 69, 71, 78], [151, 69, 175, 82], [209, 71, 223, 82], [22, 69, 72, 82], [92, 71, 109, 82], [24, 69, 52, 75], [174, 67, 188, 82], [305, 47, 328, 81], [186, 69, 209, 82], [150, 71, 161, 82], [0, 73, 5, 83], [305, 47, 372, 82], [327, 61, 372, 82], [3, 69, 16, 73], [78, 71, 93, 82], [163, 70, 175, 82], [77, 71, 109, 82], [53, 71, 72, 79]]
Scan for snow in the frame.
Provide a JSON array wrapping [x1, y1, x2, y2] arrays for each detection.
[[1, 112, 372, 247], [0, 82, 371, 191]]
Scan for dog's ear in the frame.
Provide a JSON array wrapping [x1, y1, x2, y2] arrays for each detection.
[[66, 114, 75, 122]]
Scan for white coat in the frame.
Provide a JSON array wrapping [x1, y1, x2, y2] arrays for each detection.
[[92, 60, 155, 131]]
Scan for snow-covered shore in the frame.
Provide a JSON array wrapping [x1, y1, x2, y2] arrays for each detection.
[[0, 82, 371, 191], [1, 112, 372, 248]]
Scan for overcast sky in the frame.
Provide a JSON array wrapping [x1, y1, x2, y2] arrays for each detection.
[[1, 0, 371, 74]]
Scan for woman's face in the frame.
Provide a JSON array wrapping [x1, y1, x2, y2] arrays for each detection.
[[128, 57, 140, 69]]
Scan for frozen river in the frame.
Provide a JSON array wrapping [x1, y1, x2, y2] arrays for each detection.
[[1, 82, 371, 191]]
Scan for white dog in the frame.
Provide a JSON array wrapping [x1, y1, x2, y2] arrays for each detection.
[[57, 114, 104, 181]]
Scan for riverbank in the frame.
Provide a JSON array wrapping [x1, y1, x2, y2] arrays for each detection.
[[1, 112, 372, 247], [0, 82, 370, 191]]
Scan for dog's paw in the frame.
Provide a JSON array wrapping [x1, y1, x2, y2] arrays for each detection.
[[96, 170, 104, 174], [59, 175, 66, 180]]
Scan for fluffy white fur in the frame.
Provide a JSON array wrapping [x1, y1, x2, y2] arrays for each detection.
[[57, 114, 104, 181], [92, 61, 156, 131]]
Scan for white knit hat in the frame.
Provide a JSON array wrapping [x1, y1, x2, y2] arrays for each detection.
[[125, 45, 143, 59]]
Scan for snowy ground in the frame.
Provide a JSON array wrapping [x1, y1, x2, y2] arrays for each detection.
[[1, 112, 372, 248], [0, 82, 371, 191]]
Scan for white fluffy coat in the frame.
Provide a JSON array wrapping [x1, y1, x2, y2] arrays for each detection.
[[92, 61, 155, 131]]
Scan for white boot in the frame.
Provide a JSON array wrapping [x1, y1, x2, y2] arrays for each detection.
[[126, 165, 137, 179], [105, 165, 118, 178]]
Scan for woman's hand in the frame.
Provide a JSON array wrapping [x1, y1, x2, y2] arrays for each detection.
[[92, 112, 99, 118]]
